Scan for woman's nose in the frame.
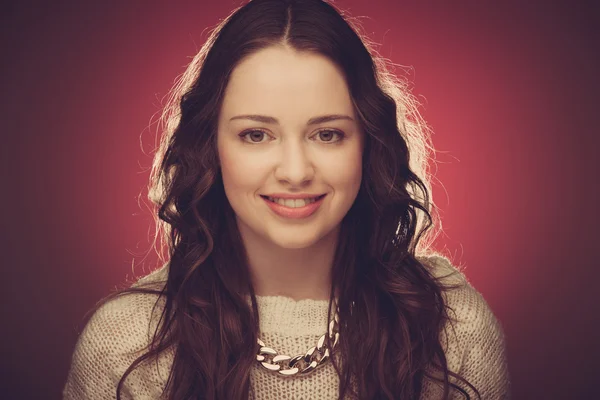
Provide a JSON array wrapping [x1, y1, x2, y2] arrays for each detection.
[[274, 138, 315, 186]]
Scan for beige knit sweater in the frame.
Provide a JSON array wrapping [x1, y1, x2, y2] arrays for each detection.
[[63, 255, 511, 399]]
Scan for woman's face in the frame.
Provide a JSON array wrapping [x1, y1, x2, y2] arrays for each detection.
[[217, 45, 364, 249]]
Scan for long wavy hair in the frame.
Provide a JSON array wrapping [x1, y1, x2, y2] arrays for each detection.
[[91, 0, 482, 398]]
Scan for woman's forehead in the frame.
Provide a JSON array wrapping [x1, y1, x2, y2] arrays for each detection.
[[221, 46, 354, 118]]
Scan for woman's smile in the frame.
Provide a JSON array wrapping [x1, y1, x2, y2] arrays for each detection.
[[261, 194, 327, 219]]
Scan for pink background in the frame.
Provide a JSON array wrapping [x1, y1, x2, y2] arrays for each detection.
[[2, 1, 598, 398]]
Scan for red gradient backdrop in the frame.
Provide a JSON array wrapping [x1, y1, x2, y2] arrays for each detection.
[[1, 1, 598, 399]]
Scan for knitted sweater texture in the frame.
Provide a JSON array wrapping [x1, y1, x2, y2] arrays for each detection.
[[63, 255, 511, 399]]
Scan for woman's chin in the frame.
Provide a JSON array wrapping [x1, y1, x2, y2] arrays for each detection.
[[270, 237, 318, 250]]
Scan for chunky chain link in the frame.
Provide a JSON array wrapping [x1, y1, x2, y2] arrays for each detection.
[[256, 310, 341, 376]]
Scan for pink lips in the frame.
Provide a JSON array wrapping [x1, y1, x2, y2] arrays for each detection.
[[262, 195, 326, 219]]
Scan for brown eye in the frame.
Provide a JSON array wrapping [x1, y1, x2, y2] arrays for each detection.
[[316, 130, 345, 143], [239, 130, 268, 143]]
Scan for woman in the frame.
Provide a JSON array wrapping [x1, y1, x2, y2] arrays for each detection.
[[63, 0, 510, 399]]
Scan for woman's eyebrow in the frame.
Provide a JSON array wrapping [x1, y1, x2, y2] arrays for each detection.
[[229, 114, 354, 125]]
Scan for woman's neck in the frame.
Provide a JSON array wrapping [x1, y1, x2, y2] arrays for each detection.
[[240, 223, 339, 302]]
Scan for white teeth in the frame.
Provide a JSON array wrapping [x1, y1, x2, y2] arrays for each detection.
[[266, 196, 319, 208]]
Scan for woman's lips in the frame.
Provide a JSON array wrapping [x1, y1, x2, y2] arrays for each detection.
[[261, 194, 326, 219]]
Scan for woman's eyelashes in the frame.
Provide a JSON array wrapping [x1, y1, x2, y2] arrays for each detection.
[[238, 129, 346, 144]]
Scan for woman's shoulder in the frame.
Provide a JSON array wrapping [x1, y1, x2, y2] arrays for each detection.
[[417, 253, 504, 341], [85, 263, 169, 347], [63, 264, 172, 399], [417, 253, 468, 286], [417, 253, 511, 399]]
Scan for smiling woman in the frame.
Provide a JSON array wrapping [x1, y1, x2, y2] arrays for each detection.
[[218, 46, 364, 257], [63, 0, 510, 399]]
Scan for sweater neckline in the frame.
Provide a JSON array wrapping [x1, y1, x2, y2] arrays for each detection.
[[250, 295, 337, 337]]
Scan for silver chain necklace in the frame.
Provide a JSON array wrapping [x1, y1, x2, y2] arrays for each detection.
[[255, 302, 347, 376]]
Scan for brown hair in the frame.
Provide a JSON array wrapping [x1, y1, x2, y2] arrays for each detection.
[[92, 0, 481, 398]]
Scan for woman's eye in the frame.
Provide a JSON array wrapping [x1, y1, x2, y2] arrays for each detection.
[[239, 130, 269, 143], [315, 130, 344, 143]]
